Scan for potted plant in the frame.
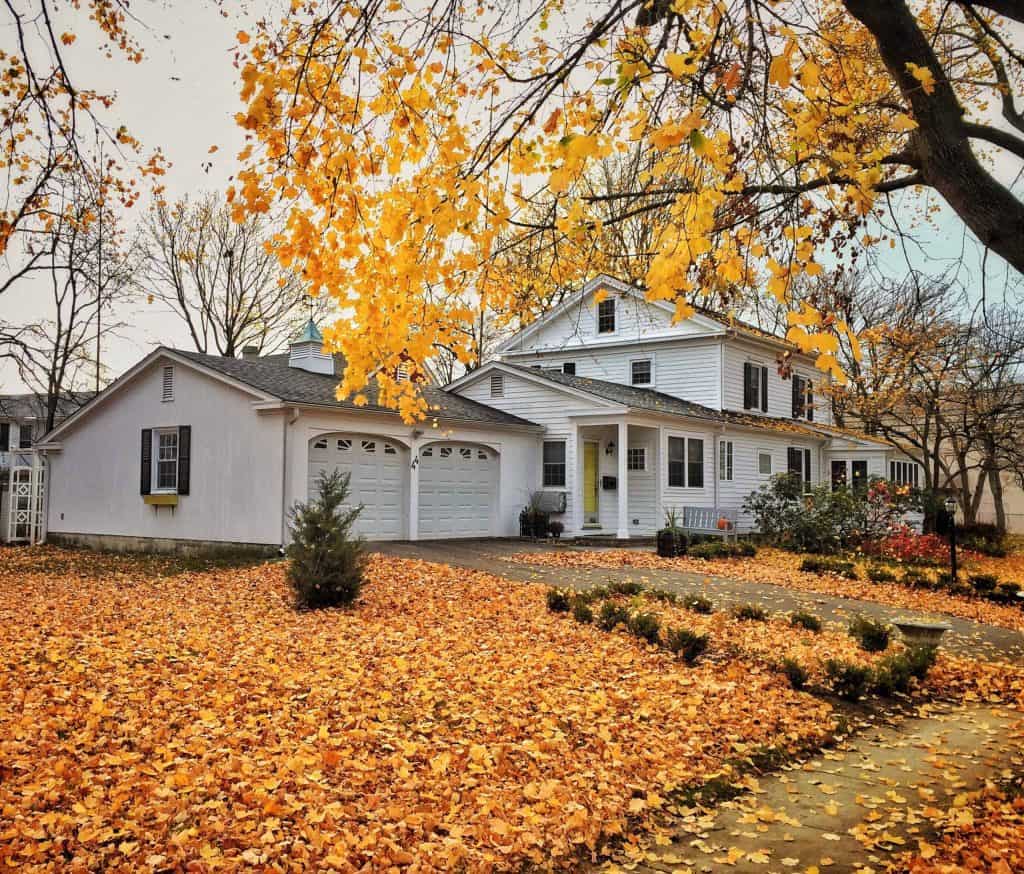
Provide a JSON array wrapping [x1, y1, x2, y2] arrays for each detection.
[[548, 520, 564, 539], [657, 508, 688, 557], [519, 491, 550, 539]]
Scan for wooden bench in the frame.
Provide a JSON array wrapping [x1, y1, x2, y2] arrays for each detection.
[[677, 506, 739, 542]]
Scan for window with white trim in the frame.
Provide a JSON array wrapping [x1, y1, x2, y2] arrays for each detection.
[[719, 440, 734, 481], [155, 429, 179, 492], [667, 436, 704, 488], [161, 365, 174, 402], [490, 373, 504, 397], [627, 446, 646, 471], [630, 358, 652, 386], [890, 460, 920, 487], [597, 297, 616, 333], [758, 451, 773, 476], [543, 440, 566, 487]]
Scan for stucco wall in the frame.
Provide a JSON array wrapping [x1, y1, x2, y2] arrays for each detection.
[[46, 357, 284, 546]]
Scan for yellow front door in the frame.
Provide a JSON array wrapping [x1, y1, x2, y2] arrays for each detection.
[[583, 441, 599, 520]]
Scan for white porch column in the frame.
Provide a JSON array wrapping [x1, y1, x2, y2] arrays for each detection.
[[408, 438, 420, 541], [616, 420, 629, 539], [572, 422, 584, 535]]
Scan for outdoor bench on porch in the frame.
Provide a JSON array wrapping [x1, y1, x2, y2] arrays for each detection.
[[677, 506, 739, 542]]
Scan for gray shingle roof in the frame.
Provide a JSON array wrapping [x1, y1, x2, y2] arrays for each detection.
[[0, 392, 95, 423], [171, 349, 540, 429]]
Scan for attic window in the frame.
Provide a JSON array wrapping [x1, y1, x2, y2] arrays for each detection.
[[161, 365, 174, 402], [490, 373, 504, 398]]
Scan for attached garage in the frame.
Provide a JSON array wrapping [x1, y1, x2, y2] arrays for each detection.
[[417, 442, 498, 539], [308, 434, 409, 540]]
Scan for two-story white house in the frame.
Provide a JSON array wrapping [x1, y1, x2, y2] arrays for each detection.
[[36, 275, 914, 552]]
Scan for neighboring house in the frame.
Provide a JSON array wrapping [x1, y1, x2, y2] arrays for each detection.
[[37, 276, 920, 552]]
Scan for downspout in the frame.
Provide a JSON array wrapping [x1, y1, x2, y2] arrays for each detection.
[[280, 407, 300, 550]]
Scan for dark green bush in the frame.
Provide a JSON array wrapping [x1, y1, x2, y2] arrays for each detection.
[[733, 603, 768, 622], [824, 659, 872, 701], [572, 600, 594, 624], [906, 645, 938, 680], [608, 580, 644, 596], [848, 615, 891, 652], [789, 610, 822, 632], [867, 565, 897, 583], [872, 654, 913, 696], [969, 573, 999, 594], [935, 571, 955, 588], [800, 556, 858, 579], [546, 588, 572, 613], [664, 627, 709, 664], [993, 581, 1022, 604], [597, 601, 631, 631], [647, 588, 679, 604], [689, 540, 757, 560], [627, 611, 661, 644], [901, 568, 933, 589], [286, 470, 366, 609], [682, 593, 714, 614], [780, 658, 809, 690]]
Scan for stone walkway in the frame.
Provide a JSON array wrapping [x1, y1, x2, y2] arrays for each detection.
[[372, 540, 1024, 664], [617, 702, 1021, 874]]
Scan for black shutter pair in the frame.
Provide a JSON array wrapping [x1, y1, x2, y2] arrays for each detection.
[[140, 426, 191, 495]]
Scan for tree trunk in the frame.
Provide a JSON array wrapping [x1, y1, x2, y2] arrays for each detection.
[[987, 466, 1007, 533]]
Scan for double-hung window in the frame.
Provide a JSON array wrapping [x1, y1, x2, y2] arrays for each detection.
[[719, 440, 734, 481], [597, 297, 616, 333], [543, 440, 566, 487], [668, 436, 704, 488], [141, 425, 191, 496], [743, 362, 769, 412], [787, 447, 812, 492], [791, 374, 814, 420], [155, 430, 179, 491], [18, 423, 32, 449], [630, 359, 652, 386]]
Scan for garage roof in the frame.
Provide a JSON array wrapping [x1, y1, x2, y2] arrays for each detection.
[[173, 349, 541, 429]]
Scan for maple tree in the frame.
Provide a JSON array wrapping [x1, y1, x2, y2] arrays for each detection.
[[232, 0, 1024, 417]]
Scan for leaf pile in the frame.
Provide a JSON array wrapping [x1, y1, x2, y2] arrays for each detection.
[[513, 549, 1024, 631], [0, 547, 837, 872]]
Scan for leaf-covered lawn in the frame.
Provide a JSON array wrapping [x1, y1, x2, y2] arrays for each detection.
[[512, 548, 1024, 631], [0, 547, 837, 872]]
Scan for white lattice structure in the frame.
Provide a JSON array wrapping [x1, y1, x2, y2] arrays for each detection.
[[6, 451, 46, 544]]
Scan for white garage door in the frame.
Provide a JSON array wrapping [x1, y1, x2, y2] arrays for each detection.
[[308, 435, 408, 540], [418, 443, 498, 539]]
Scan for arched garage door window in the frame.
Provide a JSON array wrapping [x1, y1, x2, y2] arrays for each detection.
[[308, 434, 409, 540], [417, 442, 498, 539]]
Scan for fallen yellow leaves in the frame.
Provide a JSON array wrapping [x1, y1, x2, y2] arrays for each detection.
[[511, 548, 1024, 632], [0, 547, 838, 871]]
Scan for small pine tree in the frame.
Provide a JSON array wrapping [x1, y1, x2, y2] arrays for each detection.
[[287, 470, 365, 608]]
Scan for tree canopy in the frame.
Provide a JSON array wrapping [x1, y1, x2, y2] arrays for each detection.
[[230, 0, 1024, 417]]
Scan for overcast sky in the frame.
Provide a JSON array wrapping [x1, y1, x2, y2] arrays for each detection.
[[0, 1, 1020, 395]]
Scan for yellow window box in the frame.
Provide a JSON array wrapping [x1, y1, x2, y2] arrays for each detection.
[[143, 494, 179, 506]]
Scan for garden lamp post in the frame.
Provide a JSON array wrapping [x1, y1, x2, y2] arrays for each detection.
[[944, 496, 958, 582]]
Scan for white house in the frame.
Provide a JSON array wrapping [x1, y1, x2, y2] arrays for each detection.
[[36, 276, 917, 552]]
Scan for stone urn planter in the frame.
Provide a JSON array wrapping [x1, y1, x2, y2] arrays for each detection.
[[893, 619, 952, 648], [656, 528, 688, 558]]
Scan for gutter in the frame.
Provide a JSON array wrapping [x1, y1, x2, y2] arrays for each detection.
[[280, 407, 300, 549]]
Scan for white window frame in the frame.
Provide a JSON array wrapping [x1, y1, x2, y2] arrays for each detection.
[[596, 297, 616, 334], [629, 357, 654, 386], [758, 450, 773, 476], [666, 432, 705, 489], [153, 427, 179, 494], [627, 445, 647, 472], [719, 440, 734, 481], [543, 440, 567, 487]]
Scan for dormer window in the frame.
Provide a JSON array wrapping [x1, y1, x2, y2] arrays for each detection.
[[597, 297, 616, 333]]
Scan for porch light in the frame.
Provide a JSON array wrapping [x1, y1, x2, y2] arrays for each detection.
[[605, 441, 615, 455]]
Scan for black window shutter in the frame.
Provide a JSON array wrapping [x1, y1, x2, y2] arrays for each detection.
[[760, 366, 768, 411], [806, 381, 814, 421], [177, 425, 191, 495], [0, 422, 8, 451], [791, 376, 801, 418], [140, 428, 152, 495], [743, 362, 752, 409], [803, 449, 812, 483]]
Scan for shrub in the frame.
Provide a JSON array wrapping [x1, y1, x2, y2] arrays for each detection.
[[848, 615, 891, 652], [781, 658, 809, 690], [958, 522, 1007, 556], [546, 588, 572, 613], [733, 603, 768, 622], [872, 654, 913, 696], [800, 556, 858, 579], [993, 581, 1022, 604], [969, 573, 999, 594], [824, 659, 872, 701], [682, 593, 714, 614], [627, 611, 661, 645], [547, 520, 564, 538], [789, 610, 822, 632], [286, 470, 366, 609], [901, 568, 933, 589], [597, 601, 631, 631], [870, 525, 948, 565], [572, 600, 594, 624], [647, 588, 679, 604], [689, 540, 757, 560], [664, 627, 709, 664], [906, 645, 938, 680], [608, 580, 644, 596], [867, 565, 897, 583]]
